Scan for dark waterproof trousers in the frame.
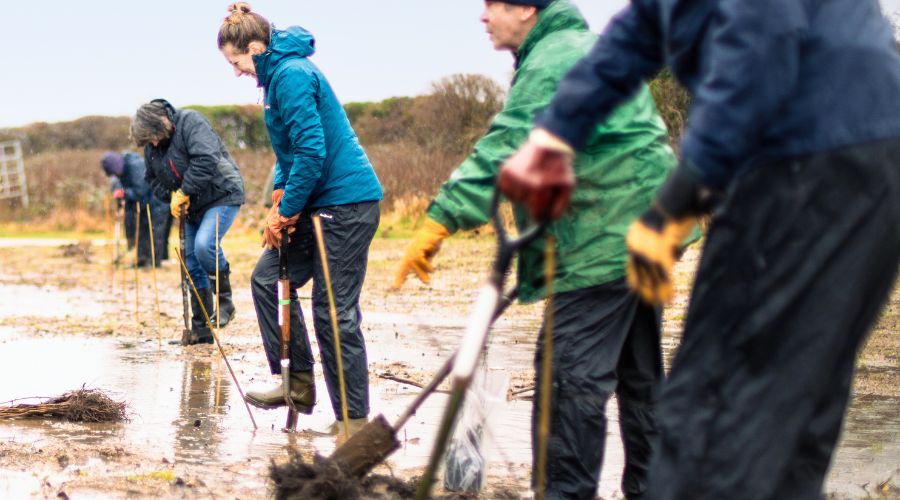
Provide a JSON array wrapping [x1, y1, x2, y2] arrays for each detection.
[[123, 199, 170, 266], [533, 279, 662, 499], [149, 197, 172, 262], [251, 201, 379, 420], [646, 138, 900, 500]]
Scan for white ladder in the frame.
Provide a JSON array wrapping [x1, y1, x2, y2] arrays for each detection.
[[0, 140, 28, 208]]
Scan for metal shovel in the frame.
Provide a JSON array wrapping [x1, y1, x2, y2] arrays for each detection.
[[178, 207, 194, 345], [329, 290, 518, 478], [415, 193, 543, 499]]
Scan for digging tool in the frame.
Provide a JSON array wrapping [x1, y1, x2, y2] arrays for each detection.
[[279, 228, 301, 432], [416, 192, 544, 499], [177, 207, 194, 345], [329, 288, 518, 479], [215, 214, 220, 333], [311, 214, 351, 439], [173, 247, 258, 430]]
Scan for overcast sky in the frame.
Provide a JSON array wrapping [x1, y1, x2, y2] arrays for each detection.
[[1, 0, 899, 128]]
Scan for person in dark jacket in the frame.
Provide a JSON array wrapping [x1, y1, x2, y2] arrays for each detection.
[[131, 99, 246, 344], [498, 0, 900, 498], [217, 2, 382, 434], [101, 151, 171, 267]]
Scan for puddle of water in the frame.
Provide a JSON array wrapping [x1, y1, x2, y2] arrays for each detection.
[[0, 284, 106, 318], [0, 312, 894, 498]]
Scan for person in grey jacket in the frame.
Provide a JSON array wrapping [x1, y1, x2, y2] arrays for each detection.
[[131, 99, 245, 344]]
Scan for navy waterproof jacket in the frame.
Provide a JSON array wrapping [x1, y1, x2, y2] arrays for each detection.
[[118, 152, 151, 204], [253, 26, 382, 217], [538, 0, 900, 188]]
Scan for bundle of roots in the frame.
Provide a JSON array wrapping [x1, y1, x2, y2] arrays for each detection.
[[271, 452, 418, 500], [0, 388, 127, 423]]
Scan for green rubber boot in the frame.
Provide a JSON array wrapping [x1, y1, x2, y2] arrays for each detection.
[[245, 371, 316, 414]]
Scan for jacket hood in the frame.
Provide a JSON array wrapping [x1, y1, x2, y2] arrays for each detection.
[[253, 26, 317, 88], [517, 0, 588, 64]]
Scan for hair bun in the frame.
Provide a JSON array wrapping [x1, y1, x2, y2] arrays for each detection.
[[229, 2, 252, 14]]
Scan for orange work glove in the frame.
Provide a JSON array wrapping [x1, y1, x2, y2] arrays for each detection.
[[263, 206, 300, 250], [262, 189, 285, 248], [392, 218, 451, 289], [498, 129, 575, 221]]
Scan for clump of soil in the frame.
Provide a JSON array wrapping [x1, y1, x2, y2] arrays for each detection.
[[59, 241, 93, 263], [271, 453, 418, 500], [0, 388, 128, 422]]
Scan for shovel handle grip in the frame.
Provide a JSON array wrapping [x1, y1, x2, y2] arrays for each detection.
[[278, 229, 291, 360]]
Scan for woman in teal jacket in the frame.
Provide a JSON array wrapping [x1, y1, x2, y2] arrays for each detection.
[[218, 2, 382, 433]]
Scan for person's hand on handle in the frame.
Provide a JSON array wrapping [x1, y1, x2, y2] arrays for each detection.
[[498, 128, 575, 221], [262, 189, 286, 248], [170, 189, 190, 218]]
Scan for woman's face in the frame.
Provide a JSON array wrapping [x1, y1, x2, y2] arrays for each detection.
[[221, 42, 264, 78]]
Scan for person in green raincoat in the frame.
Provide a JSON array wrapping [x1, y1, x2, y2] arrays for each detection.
[[393, 1, 696, 498]]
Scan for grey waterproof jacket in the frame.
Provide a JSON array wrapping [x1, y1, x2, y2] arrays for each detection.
[[144, 100, 245, 220]]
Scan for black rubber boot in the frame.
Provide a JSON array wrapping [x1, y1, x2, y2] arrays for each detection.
[[189, 288, 215, 345], [209, 268, 236, 328]]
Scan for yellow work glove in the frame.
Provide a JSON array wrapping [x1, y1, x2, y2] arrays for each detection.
[[170, 189, 190, 218], [625, 209, 697, 305], [626, 164, 715, 305], [392, 218, 451, 289]]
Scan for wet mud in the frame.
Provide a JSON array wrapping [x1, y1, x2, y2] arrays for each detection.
[[0, 236, 897, 498]]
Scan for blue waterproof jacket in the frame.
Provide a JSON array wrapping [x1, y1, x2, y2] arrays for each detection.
[[253, 26, 382, 217], [538, 0, 900, 188]]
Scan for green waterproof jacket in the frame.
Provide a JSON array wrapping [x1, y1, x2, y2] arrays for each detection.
[[427, 0, 681, 303]]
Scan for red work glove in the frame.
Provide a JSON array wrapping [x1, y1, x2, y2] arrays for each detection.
[[498, 129, 575, 221], [113, 188, 125, 200]]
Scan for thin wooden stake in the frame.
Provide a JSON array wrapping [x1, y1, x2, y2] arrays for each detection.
[[104, 194, 113, 293], [146, 204, 162, 348], [174, 247, 258, 431], [312, 215, 351, 439], [535, 236, 556, 500], [119, 205, 126, 310], [134, 202, 141, 326]]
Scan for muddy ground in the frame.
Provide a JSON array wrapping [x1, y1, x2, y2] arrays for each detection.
[[0, 233, 897, 499]]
